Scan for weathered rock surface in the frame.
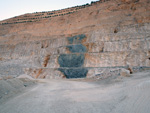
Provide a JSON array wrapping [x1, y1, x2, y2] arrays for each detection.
[[0, 0, 150, 79]]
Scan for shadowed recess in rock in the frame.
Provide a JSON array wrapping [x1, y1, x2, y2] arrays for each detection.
[[58, 54, 85, 67], [58, 68, 88, 78], [67, 34, 86, 44], [66, 44, 87, 53]]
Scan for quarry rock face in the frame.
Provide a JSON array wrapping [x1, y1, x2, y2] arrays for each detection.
[[0, 0, 150, 79]]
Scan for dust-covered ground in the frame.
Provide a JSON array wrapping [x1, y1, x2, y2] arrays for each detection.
[[0, 71, 150, 113]]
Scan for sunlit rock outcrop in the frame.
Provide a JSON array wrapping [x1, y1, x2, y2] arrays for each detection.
[[0, 0, 150, 79]]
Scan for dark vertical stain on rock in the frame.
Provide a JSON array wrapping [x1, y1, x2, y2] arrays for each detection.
[[67, 34, 86, 44], [58, 68, 88, 78], [58, 54, 85, 67], [58, 34, 88, 78], [66, 44, 87, 53]]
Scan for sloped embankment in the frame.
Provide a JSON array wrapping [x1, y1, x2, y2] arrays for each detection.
[[0, 77, 36, 102]]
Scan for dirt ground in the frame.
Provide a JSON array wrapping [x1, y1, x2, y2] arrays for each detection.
[[0, 71, 150, 113]]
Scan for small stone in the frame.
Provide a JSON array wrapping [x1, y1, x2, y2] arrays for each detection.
[[24, 84, 27, 87], [120, 69, 131, 77]]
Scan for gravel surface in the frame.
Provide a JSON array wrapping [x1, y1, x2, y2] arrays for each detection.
[[0, 71, 150, 113]]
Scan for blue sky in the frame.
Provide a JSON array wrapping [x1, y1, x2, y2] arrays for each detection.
[[0, 0, 99, 21]]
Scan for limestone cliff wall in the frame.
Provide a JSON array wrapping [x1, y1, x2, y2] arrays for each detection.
[[0, 0, 150, 79]]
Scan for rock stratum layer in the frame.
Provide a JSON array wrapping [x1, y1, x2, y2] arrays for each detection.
[[0, 0, 150, 79]]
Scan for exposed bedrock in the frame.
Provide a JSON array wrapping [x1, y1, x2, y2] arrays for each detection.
[[58, 34, 87, 78], [0, 0, 150, 79], [1, 30, 150, 79]]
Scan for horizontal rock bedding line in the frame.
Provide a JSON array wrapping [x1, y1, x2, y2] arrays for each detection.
[[24, 66, 150, 79], [24, 66, 150, 70], [0, 24, 150, 45], [0, 38, 150, 58], [1, 34, 150, 47]]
